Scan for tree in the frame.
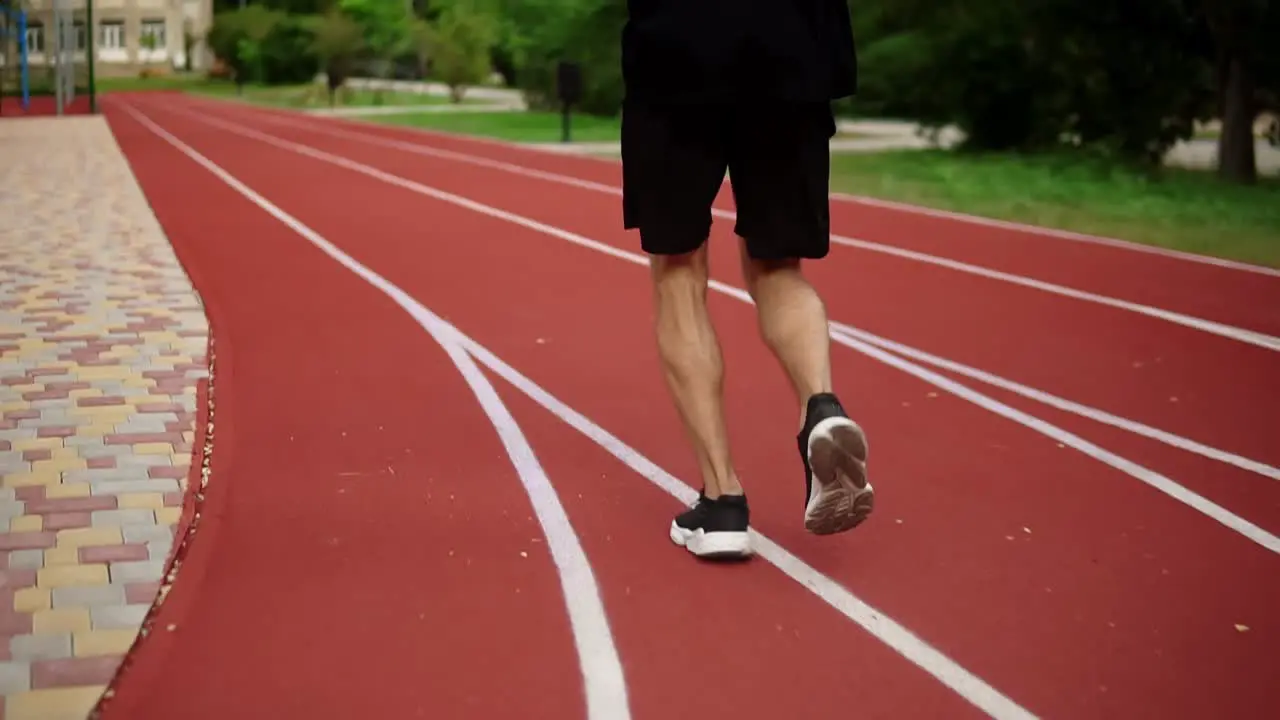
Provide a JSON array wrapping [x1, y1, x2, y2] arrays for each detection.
[[339, 0, 412, 91], [1202, 0, 1280, 184], [423, 1, 495, 102], [310, 7, 364, 106]]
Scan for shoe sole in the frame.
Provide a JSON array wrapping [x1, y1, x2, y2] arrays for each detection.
[[805, 416, 873, 535], [669, 522, 753, 559]]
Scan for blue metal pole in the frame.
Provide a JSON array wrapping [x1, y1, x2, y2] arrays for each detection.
[[18, 10, 28, 110]]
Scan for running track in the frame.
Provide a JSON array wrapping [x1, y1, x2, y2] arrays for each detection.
[[93, 92, 1280, 720]]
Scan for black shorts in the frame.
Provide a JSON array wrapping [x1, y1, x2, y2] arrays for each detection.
[[621, 101, 837, 260]]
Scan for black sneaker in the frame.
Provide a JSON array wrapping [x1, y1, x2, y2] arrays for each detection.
[[797, 393, 873, 535], [669, 492, 752, 558]]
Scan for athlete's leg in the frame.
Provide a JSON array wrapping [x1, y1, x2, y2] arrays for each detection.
[[622, 101, 752, 558], [729, 103, 874, 535], [650, 245, 741, 500], [739, 250, 833, 416]]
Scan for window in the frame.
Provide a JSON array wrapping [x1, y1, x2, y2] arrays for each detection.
[[24, 24, 43, 54], [99, 22, 124, 50], [74, 22, 87, 52], [140, 20, 166, 51]]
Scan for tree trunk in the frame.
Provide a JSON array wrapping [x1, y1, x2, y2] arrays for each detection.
[[1217, 54, 1257, 184]]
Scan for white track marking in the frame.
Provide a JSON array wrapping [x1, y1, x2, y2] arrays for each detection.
[[120, 104, 632, 720], [171, 94, 1280, 352], [831, 193, 1280, 278], [147, 99, 1280, 484], [825, 323, 1280, 482], [131, 100, 1280, 556], [122, 101, 1039, 720]]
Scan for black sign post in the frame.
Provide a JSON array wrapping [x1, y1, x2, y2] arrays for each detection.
[[556, 61, 582, 143]]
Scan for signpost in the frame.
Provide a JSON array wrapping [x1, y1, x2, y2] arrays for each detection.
[[556, 60, 582, 143]]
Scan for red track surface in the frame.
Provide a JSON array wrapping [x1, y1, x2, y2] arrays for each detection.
[[95, 93, 1280, 720], [0, 95, 91, 117]]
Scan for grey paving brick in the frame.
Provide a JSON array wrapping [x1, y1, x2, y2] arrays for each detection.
[[123, 524, 173, 544], [114, 418, 173, 434], [109, 560, 165, 584], [52, 584, 126, 609], [0, 429, 37, 441], [71, 467, 152, 484], [91, 478, 179, 496], [10, 633, 72, 662], [92, 509, 157, 527], [115, 454, 171, 469], [21, 373, 72, 384], [0, 661, 31, 694], [0, 459, 30, 475], [8, 549, 44, 570], [147, 537, 173, 562], [0, 487, 15, 501], [30, 399, 74, 410], [76, 444, 132, 459], [90, 604, 149, 630], [0, 500, 26, 521]]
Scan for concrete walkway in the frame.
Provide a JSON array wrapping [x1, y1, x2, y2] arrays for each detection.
[[0, 117, 207, 719]]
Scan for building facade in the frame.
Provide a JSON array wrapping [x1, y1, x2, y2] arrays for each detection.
[[17, 0, 213, 76]]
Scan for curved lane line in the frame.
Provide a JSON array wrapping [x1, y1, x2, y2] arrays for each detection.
[[121, 103, 633, 720], [145, 102, 1280, 557]]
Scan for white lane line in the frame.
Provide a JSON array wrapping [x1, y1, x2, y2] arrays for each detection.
[[149, 97, 1280, 485], [458, 333, 1039, 720], [139, 100, 1280, 557], [826, 324, 1280, 482], [171, 93, 1280, 353], [831, 193, 1280, 279], [120, 103, 632, 720], [120, 99, 1039, 720]]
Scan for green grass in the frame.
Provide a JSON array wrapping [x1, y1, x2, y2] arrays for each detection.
[[96, 75, 455, 110], [372, 109, 622, 143], [91, 77, 1278, 266], [828, 150, 1280, 267]]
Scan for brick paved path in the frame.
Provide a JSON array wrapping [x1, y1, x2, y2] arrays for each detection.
[[0, 117, 208, 719]]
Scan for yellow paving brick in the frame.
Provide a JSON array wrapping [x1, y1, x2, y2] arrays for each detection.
[[69, 404, 134, 418], [33, 607, 92, 635], [9, 515, 43, 532], [121, 377, 155, 388], [72, 365, 133, 380], [48, 446, 81, 460], [68, 387, 103, 399], [135, 442, 173, 455], [74, 629, 138, 657], [14, 587, 51, 613], [155, 506, 183, 526], [10, 438, 62, 451], [9, 383, 43, 392], [5, 686, 107, 719], [140, 331, 180, 344], [44, 545, 81, 566], [37, 564, 109, 589], [172, 453, 193, 466], [0, 400, 31, 412], [46, 482, 92, 499], [138, 394, 177, 405], [31, 457, 87, 473], [76, 423, 118, 437], [118, 492, 164, 510], [3, 471, 62, 488], [56, 526, 122, 548], [183, 431, 195, 443]]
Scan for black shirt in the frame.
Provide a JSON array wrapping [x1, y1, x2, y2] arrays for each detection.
[[622, 0, 857, 103]]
